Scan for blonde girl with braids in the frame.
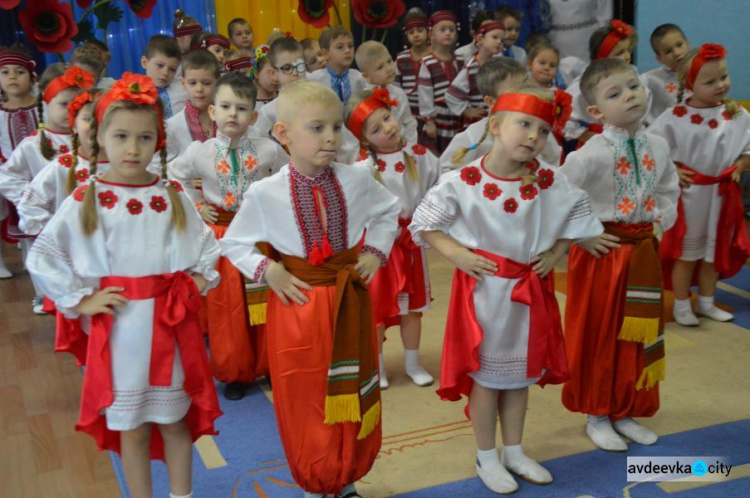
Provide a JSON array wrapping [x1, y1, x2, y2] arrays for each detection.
[[0, 64, 93, 313], [411, 84, 602, 494], [346, 88, 440, 390], [649, 43, 750, 327], [26, 73, 222, 498], [18, 89, 106, 236]]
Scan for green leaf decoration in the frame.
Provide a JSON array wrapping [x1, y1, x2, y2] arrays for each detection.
[[72, 19, 96, 44], [94, 1, 124, 32]]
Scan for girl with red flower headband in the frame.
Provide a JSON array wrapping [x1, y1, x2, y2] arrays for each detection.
[[410, 83, 602, 494], [649, 44, 750, 327], [395, 9, 430, 124], [25, 72, 222, 498], [346, 88, 440, 391], [0, 63, 93, 312]]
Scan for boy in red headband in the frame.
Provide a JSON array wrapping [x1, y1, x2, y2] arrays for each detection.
[[411, 84, 602, 493], [395, 9, 429, 123], [649, 44, 750, 326], [26, 72, 222, 498], [221, 79, 399, 498], [561, 58, 680, 451]]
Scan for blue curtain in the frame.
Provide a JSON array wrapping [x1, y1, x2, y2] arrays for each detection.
[[0, 0, 216, 78]]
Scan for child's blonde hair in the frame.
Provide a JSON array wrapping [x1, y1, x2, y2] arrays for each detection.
[[527, 42, 559, 69], [81, 97, 185, 235], [67, 89, 100, 195], [676, 47, 740, 117], [354, 41, 389, 73], [37, 63, 71, 161], [343, 89, 419, 183], [277, 79, 340, 123]]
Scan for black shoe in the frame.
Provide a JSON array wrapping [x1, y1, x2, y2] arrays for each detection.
[[224, 382, 245, 400]]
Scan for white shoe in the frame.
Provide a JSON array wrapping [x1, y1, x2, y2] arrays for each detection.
[[586, 421, 628, 452], [475, 461, 518, 494], [32, 296, 45, 315], [0, 261, 11, 279], [501, 452, 553, 485], [673, 307, 700, 327], [613, 417, 658, 445], [405, 365, 434, 387], [379, 374, 389, 390], [696, 305, 733, 322]]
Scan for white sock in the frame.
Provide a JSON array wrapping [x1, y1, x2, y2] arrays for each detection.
[[303, 492, 325, 498], [501, 443, 523, 459], [587, 414, 609, 427], [379, 352, 389, 388], [477, 447, 501, 468], [404, 349, 433, 386], [501, 444, 554, 484], [696, 295, 714, 309], [673, 298, 693, 313], [169, 493, 192, 498]]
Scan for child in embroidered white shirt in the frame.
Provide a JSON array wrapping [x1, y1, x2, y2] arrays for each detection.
[[166, 50, 220, 159], [308, 26, 367, 103], [642, 24, 690, 123], [140, 35, 183, 118], [495, 6, 528, 65], [227, 18, 255, 58]]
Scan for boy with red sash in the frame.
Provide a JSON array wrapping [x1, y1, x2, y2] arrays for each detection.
[[560, 58, 680, 452], [220, 79, 399, 498], [410, 84, 602, 494]]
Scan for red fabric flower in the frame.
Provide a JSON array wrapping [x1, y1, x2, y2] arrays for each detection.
[[394, 161, 406, 173], [58, 154, 72, 168], [698, 43, 727, 62], [672, 106, 688, 117], [708, 119, 719, 129], [107, 73, 158, 107], [126, 198, 143, 215], [169, 180, 184, 192], [537, 169, 554, 190], [722, 110, 732, 121], [503, 198, 518, 214], [73, 185, 87, 202], [19, 0, 79, 53], [520, 184, 538, 200], [125, 0, 157, 19], [376, 159, 386, 172], [483, 183, 502, 200], [0, 0, 21, 10], [353, 0, 406, 29], [460, 166, 482, 186], [690, 113, 703, 125], [412, 144, 427, 155], [75, 0, 93, 8], [98, 190, 118, 209], [75, 168, 89, 182], [150, 196, 167, 213], [58, 144, 69, 154], [298, 0, 335, 29], [552, 89, 573, 133]]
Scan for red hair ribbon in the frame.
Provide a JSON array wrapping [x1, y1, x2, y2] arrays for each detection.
[[225, 57, 253, 73], [687, 43, 727, 90], [477, 21, 505, 37], [174, 23, 202, 38], [492, 89, 572, 132], [0, 52, 36, 76], [347, 88, 398, 141], [404, 16, 428, 32], [42, 66, 94, 104], [596, 19, 634, 60], [429, 11, 457, 28], [67, 89, 100, 128], [95, 73, 166, 151], [201, 35, 230, 50]]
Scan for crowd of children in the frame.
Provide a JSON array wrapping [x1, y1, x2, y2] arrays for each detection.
[[0, 5, 747, 498]]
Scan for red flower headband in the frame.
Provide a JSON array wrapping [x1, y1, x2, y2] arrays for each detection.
[[67, 89, 101, 128], [491, 89, 572, 133], [596, 20, 634, 60], [43, 66, 94, 104], [429, 11, 457, 28], [404, 16, 428, 32], [687, 43, 727, 90], [0, 52, 36, 77], [477, 21, 505, 37], [174, 23, 202, 38], [348, 88, 398, 141], [95, 73, 166, 151], [225, 56, 253, 73]]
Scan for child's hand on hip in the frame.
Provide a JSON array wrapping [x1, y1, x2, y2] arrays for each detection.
[[73, 286, 129, 316], [531, 250, 562, 278], [355, 252, 380, 284], [449, 247, 497, 280], [200, 204, 218, 223], [577, 234, 621, 258], [265, 262, 312, 306]]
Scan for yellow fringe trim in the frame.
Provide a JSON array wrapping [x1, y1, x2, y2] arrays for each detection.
[[324, 394, 361, 425], [618, 317, 660, 344], [357, 401, 381, 440], [248, 303, 267, 325], [636, 358, 665, 390]]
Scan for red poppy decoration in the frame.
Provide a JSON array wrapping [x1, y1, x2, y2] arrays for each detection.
[[722, 110, 732, 121], [394, 161, 406, 173], [169, 180, 184, 192], [460, 166, 482, 186], [126, 198, 143, 215], [483, 183, 502, 200], [690, 114, 703, 125], [353, 0, 407, 29], [73, 185, 88, 202], [19, 0, 79, 53], [98, 190, 118, 209], [537, 169, 554, 190], [58, 144, 69, 154], [520, 184, 538, 200], [504, 198, 518, 214], [708, 119, 719, 129], [298, 0, 335, 29], [68, 90, 99, 128], [376, 159, 386, 172], [125, 0, 157, 20], [552, 89, 572, 133], [672, 106, 688, 117], [58, 154, 73, 168], [75, 0, 93, 7], [412, 144, 426, 155], [0, 0, 21, 10], [150, 196, 167, 213], [75, 168, 89, 182]]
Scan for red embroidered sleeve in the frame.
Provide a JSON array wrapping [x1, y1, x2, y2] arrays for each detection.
[[361, 244, 388, 266], [253, 257, 274, 283]]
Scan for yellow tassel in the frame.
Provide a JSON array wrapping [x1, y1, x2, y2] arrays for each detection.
[[618, 317, 660, 344], [247, 303, 267, 325], [357, 401, 381, 440], [636, 358, 665, 390], [324, 394, 361, 424]]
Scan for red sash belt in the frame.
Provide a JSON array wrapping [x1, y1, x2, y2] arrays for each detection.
[[393, 217, 428, 310], [661, 163, 749, 278]]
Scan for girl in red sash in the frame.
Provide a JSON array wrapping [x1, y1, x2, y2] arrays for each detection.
[[26, 73, 222, 498], [347, 88, 441, 389], [650, 43, 750, 326], [410, 85, 602, 494]]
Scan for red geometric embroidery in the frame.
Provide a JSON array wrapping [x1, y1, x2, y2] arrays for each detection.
[[217, 160, 230, 174], [244, 155, 258, 170], [643, 195, 656, 212], [150, 196, 167, 213], [460, 166, 482, 186], [126, 199, 143, 215], [483, 182, 502, 200], [666, 82, 677, 94], [98, 190, 118, 209]]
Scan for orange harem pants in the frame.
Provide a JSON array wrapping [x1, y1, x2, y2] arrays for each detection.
[[266, 286, 381, 494], [205, 215, 257, 384], [561, 244, 659, 420]]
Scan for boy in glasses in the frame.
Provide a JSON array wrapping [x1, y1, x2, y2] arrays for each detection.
[[308, 26, 367, 103]]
